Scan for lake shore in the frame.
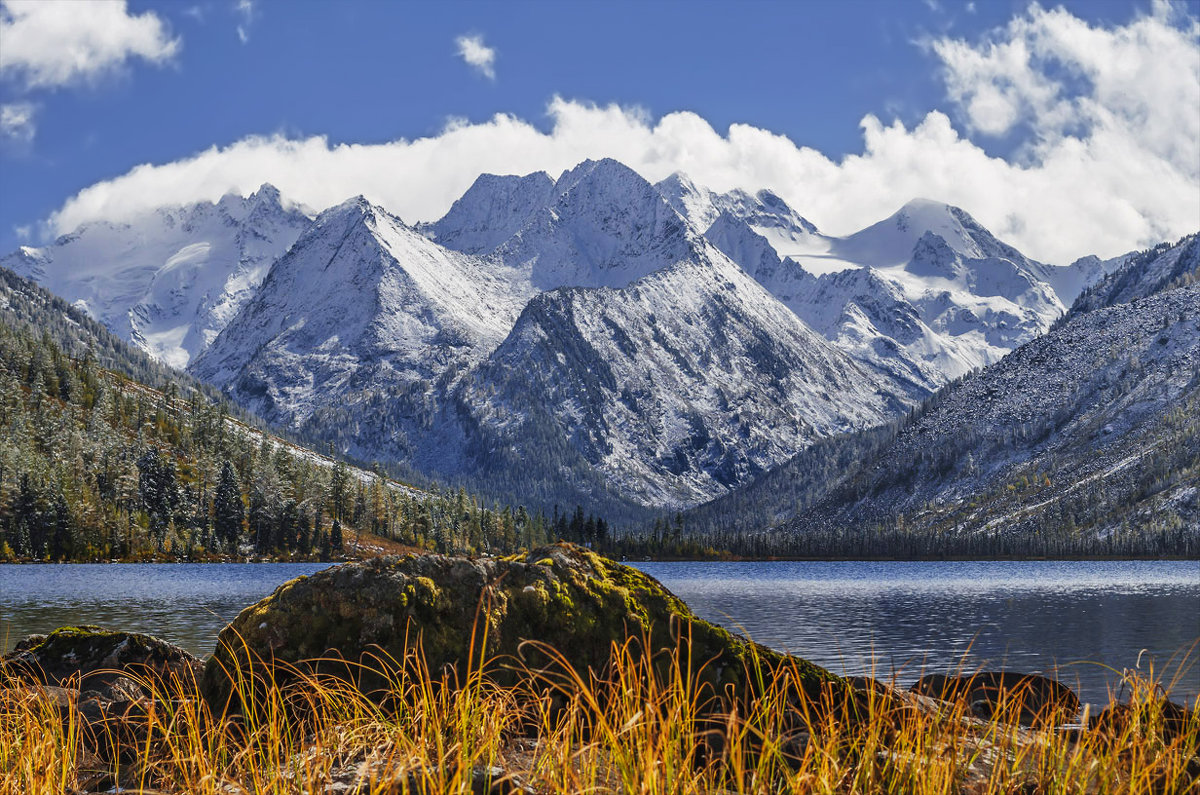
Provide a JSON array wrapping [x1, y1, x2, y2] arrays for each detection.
[[3, 544, 1198, 794]]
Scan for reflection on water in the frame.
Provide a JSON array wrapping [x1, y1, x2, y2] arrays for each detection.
[[633, 560, 1200, 707], [1, 563, 330, 657], [2, 559, 1197, 707]]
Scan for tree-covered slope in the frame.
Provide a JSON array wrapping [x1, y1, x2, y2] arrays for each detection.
[[0, 267, 593, 561]]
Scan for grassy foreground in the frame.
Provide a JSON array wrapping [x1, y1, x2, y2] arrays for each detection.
[[3, 631, 1198, 795]]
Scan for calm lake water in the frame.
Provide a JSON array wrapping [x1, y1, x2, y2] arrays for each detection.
[[634, 560, 1200, 707], [2, 560, 1197, 707]]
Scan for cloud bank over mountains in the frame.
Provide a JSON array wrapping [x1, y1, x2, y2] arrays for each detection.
[[39, 2, 1200, 265]]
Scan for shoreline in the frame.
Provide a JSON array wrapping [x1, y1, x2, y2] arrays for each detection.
[[4, 552, 1200, 564], [4, 549, 1198, 795]]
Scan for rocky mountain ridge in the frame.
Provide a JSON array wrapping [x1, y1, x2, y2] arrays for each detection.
[[4, 159, 1150, 519], [683, 235, 1200, 545]]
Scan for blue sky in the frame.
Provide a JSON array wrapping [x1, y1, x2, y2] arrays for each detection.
[[0, 0, 1196, 263]]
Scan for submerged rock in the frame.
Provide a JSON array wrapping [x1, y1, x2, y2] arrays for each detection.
[[204, 543, 842, 711]]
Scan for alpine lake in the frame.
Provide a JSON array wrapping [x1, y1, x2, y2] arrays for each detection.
[[2, 558, 1197, 709]]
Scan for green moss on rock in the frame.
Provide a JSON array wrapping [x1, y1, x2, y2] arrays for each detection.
[[203, 544, 843, 712], [2, 626, 202, 694]]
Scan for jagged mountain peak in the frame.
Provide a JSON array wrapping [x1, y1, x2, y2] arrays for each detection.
[[653, 172, 820, 241], [452, 248, 913, 508], [834, 198, 1036, 271], [496, 158, 699, 291], [553, 157, 644, 193], [190, 197, 531, 424], [423, 171, 556, 255]]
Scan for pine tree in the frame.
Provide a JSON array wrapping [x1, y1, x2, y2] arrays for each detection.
[[213, 461, 244, 553], [330, 518, 343, 553]]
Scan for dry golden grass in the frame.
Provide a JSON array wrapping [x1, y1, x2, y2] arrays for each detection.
[[2, 632, 1197, 795]]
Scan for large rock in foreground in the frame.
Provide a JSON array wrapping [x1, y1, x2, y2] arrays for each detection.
[[204, 544, 839, 709]]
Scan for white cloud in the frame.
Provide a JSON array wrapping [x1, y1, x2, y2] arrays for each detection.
[[41, 6, 1200, 265], [0, 0, 179, 89], [930, 0, 1199, 181], [0, 102, 36, 143], [234, 0, 255, 44], [13, 224, 31, 241], [455, 34, 496, 80]]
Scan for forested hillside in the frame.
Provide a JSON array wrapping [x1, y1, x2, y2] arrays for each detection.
[[0, 268, 603, 561]]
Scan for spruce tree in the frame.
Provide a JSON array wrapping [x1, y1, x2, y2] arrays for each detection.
[[213, 461, 244, 553]]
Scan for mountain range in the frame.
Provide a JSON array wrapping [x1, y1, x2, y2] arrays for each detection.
[[1, 159, 1172, 521], [684, 234, 1199, 548]]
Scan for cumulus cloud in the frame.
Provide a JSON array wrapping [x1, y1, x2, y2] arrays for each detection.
[[931, 0, 1199, 179], [0, 0, 179, 89], [234, 0, 256, 44], [455, 34, 496, 80], [0, 102, 36, 143], [42, 5, 1200, 265]]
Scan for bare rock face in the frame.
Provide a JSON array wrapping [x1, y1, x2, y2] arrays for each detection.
[[203, 544, 840, 710]]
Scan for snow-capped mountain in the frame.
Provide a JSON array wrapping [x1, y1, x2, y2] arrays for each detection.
[[184, 161, 927, 514], [8, 156, 1161, 520], [451, 247, 910, 508], [0, 185, 310, 368], [420, 171, 556, 255], [494, 159, 702, 290], [687, 234, 1200, 539], [190, 196, 532, 427], [655, 172, 823, 259], [685, 190, 1066, 385]]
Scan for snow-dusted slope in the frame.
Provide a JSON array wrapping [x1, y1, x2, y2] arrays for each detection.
[[793, 286, 1200, 538], [420, 171, 555, 255], [452, 245, 912, 508], [689, 190, 1067, 384], [656, 172, 824, 260], [1, 185, 310, 368], [689, 237, 1200, 541], [190, 197, 531, 426], [1071, 233, 1199, 315], [190, 162, 927, 514]]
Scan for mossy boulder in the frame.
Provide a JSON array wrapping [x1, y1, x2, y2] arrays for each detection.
[[2, 626, 202, 696], [911, 671, 1081, 727], [204, 544, 842, 712]]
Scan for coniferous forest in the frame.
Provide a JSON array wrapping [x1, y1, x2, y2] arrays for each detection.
[[0, 268, 611, 562]]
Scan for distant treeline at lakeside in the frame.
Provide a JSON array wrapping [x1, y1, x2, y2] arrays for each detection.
[[608, 512, 1198, 560]]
